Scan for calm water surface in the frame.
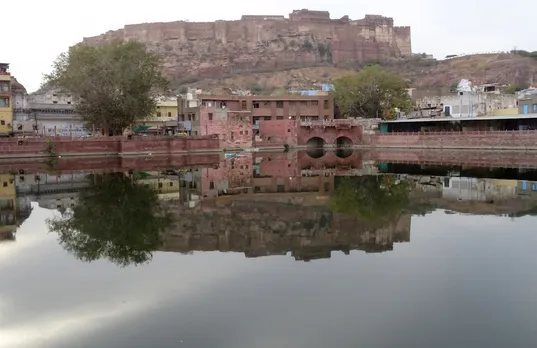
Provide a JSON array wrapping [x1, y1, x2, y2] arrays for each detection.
[[1, 152, 537, 348]]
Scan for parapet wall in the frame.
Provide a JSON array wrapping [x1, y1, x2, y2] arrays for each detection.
[[363, 130, 537, 149], [0, 136, 220, 158]]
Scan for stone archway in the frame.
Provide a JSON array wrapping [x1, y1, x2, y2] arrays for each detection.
[[306, 137, 326, 149], [335, 136, 353, 147]]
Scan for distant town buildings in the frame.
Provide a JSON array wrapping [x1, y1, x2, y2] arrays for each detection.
[[0, 63, 13, 136]]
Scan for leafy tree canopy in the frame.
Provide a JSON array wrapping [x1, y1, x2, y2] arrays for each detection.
[[331, 65, 412, 120], [330, 175, 410, 225], [47, 173, 174, 266], [44, 39, 169, 134]]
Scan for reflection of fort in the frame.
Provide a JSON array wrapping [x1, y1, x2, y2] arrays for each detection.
[[162, 197, 411, 261], [0, 174, 32, 243]]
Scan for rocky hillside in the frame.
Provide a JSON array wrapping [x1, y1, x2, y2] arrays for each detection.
[[187, 54, 537, 93], [82, 9, 411, 87]]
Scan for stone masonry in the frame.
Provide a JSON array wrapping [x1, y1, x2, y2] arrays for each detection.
[[82, 10, 411, 80]]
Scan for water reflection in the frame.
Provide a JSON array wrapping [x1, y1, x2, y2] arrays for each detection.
[[4, 151, 537, 348], [46, 173, 173, 266], [4, 150, 537, 266]]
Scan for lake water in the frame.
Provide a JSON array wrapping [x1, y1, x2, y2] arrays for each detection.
[[2, 151, 537, 348]]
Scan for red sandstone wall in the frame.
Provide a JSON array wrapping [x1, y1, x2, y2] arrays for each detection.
[[256, 120, 298, 147], [0, 136, 220, 158], [364, 130, 537, 149], [298, 125, 362, 146]]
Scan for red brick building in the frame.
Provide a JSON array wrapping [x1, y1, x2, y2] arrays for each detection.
[[178, 94, 335, 148]]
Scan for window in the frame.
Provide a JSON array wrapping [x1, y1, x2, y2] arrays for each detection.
[[2, 182, 7, 187], [169, 182, 173, 187], [263, 116, 271, 121], [158, 183, 163, 188], [253, 102, 260, 108], [157, 111, 162, 117], [208, 112, 213, 121], [52, 101, 58, 104], [0, 120, 4, 125], [0, 82, 9, 92], [168, 112, 172, 117], [533, 104, 537, 112], [323, 100, 329, 109], [276, 101, 284, 108], [287, 129, 291, 133], [210, 181, 215, 189], [239, 130, 243, 135], [276, 116, 284, 120], [241, 101, 247, 110], [0, 97, 9, 107], [67, 101, 71, 104], [311, 100, 318, 106], [245, 130, 248, 135]]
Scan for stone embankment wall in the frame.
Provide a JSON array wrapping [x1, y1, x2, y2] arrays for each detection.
[[0, 136, 220, 158], [364, 130, 537, 149], [364, 149, 537, 169]]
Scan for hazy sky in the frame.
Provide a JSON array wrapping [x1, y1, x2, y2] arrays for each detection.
[[5, 0, 535, 93]]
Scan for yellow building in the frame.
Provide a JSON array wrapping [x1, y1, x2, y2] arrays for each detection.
[[0, 63, 13, 135], [0, 174, 16, 241]]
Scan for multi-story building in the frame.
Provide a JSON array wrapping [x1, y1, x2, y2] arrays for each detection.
[[0, 63, 13, 136], [134, 97, 179, 134], [13, 88, 89, 136], [177, 94, 334, 147]]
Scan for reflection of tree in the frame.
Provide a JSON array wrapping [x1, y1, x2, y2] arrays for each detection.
[[330, 175, 410, 224], [47, 173, 173, 266]]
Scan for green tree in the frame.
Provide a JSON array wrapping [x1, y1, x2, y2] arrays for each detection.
[[505, 83, 530, 94], [47, 173, 174, 266], [44, 39, 169, 135], [330, 175, 410, 225], [331, 65, 412, 119]]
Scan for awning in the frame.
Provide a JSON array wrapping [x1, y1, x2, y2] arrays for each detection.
[[132, 125, 153, 133]]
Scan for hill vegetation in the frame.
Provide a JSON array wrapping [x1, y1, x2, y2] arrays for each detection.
[[183, 53, 537, 94]]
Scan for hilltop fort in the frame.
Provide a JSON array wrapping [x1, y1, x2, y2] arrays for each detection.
[[82, 9, 411, 81]]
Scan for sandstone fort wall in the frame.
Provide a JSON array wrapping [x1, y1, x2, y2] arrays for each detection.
[[83, 9, 412, 79]]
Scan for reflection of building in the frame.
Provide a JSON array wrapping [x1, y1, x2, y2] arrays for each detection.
[[178, 153, 337, 205], [0, 174, 32, 242], [442, 177, 518, 201], [15, 173, 89, 210]]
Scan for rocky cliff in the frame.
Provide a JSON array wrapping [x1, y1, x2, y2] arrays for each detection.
[[82, 9, 411, 81]]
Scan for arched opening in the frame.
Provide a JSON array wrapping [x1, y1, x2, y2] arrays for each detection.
[[335, 136, 353, 147], [306, 148, 326, 159], [306, 137, 326, 149], [336, 148, 353, 158], [306, 137, 326, 159]]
